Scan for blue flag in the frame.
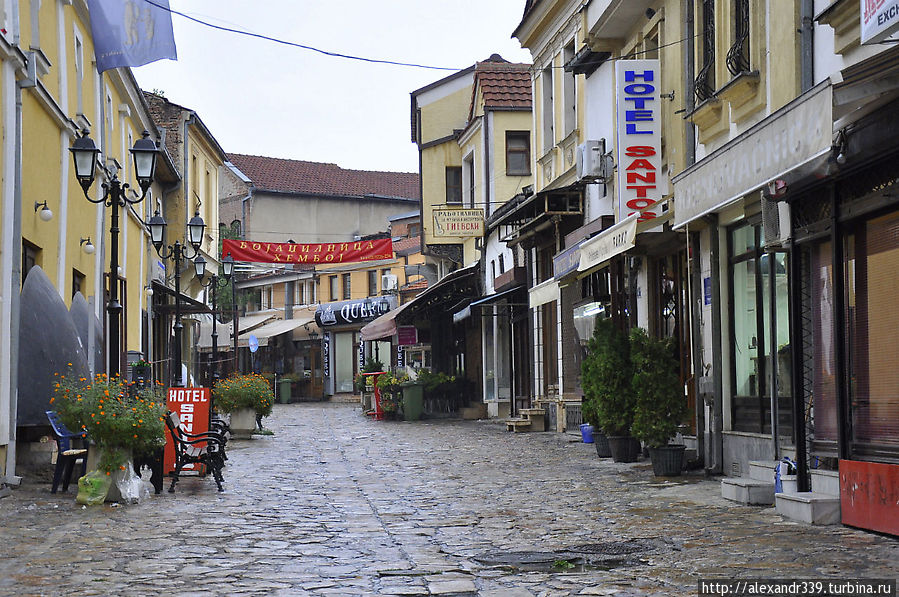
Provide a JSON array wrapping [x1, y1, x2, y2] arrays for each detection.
[[87, 0, 177, 73]]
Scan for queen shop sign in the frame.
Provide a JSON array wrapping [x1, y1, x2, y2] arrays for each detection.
[[315, 296, 396, 327]]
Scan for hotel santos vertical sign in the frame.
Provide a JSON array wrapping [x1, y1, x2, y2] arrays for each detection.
[[615, 59, 666, 223]]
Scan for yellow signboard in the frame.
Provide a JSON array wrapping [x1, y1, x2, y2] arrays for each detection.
[[433, 208, 484, 237]]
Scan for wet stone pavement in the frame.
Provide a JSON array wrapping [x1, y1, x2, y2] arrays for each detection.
[[1, 402, 897, 596]]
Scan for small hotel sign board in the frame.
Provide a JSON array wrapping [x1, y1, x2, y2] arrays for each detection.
[[433, 208, 484, 237], [861, 0, 899, 44], [164, 387, 210, 474], [615, 59, 666, 223]]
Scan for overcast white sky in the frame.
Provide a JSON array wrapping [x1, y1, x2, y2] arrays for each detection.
[[134, 1, 533, 174]]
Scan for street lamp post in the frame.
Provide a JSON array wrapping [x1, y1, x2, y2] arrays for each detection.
[[69, 130, 158, 378], [148, 210, 207, 387], [198, 254, 234, 386]]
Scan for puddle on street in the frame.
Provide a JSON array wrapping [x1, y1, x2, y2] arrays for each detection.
[[474, 539, 661, 574]]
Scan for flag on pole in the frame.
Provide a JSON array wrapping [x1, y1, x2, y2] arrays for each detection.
[[87, 0, 177, 73]]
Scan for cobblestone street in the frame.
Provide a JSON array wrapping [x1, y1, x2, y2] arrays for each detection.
[[1, 402, 897, 596]]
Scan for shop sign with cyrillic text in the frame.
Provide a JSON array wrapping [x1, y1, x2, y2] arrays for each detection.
[[222, 238, 393, 265]]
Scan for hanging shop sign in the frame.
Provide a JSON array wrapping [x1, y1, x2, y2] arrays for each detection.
[[164, 387, 210, 474], [315, 296, 396, 327], [433, 208, 484, 237], [553, 241, 582, 281], [862, 0, 899, 44], [222, 238, 393, 265], [322, 333, 331, 379], [358, 341, 365, 370], [615, 59, 666, 223], [397, 325, 418, 346], [577, 214, 638, 274]]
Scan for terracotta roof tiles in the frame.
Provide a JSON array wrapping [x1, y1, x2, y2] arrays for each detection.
[[228, 154, 420, 200], [475, 61, 532, 112]]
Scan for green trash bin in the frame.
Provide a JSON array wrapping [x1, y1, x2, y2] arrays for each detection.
[[401, 382, 424, 421], [279, 378, 292, 404]]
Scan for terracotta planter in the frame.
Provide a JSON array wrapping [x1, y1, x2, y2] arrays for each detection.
[[229, 408, 257, 439]]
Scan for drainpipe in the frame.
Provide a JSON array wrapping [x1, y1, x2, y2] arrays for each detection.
[[788, 222, 809, 491], [241, 188, 253, 240], [800, 0, 814, 93], [706, 214, 724, 475], [6, 64, 36, 485], [688, 225, 705, 466]]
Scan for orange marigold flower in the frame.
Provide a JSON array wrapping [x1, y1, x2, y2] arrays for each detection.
[[49, 398, 55, 404]]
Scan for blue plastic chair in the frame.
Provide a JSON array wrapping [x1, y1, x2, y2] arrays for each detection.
[[45, 411, 88, 493]]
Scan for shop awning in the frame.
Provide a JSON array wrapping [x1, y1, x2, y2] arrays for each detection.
[[236, 310, 280, 334], [197, 316, 231, 351], [359, 301, 414, 341], [469, 285, 525, 308], [237, 316, 313, 348], [398, 262, 480, 320], [577, 214, 638, 274], [529, 279, 561, 308]]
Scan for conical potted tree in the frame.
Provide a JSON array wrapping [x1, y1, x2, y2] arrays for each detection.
[[581, 318, 637, 462], [630, 328, 688, 476]]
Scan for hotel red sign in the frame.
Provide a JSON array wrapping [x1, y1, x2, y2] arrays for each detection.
[[164, 387, 210, 474], [222, 238, 393, 265]]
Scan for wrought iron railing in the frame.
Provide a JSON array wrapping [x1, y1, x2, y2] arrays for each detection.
[[694, 0, 716, 102], [726, 0, 751, 75]]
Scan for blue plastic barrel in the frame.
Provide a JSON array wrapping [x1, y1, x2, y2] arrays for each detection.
[[580, 423, 595, 443]]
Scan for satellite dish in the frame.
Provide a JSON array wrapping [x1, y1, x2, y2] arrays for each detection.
[[248, 334, 259, 353]]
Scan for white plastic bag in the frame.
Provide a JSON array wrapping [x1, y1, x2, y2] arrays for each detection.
[[111, 459, 144, 504]]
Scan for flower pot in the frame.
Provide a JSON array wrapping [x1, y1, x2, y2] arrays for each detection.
[[229, 408, 257, 439], [579, 423, 595, 444], [594, 432, 612, 458], [648, 444, 686, 477], [607, 435, 639, 463]]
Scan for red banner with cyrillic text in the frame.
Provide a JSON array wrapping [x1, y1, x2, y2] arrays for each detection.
[[222, 238, 393, 265]]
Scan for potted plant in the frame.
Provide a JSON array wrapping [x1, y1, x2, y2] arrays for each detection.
[[131, 359, 152, 383], [376, 371, 409, 419], [581, 318, 637, 462], [629, 328, 688, 476], [212, 373, 275, 438], [53, 371, 166, 502]]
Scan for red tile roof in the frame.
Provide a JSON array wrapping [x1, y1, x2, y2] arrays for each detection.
[[475, 60, 532, 112], [393, 236, 422, 255], [228, 154, 420, 200]]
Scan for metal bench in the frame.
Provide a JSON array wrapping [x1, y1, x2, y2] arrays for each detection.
[[164, 411, 227, 493]]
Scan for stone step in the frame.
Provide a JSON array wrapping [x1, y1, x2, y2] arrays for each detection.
[[519, 408, 546, 416], [810, 468, 840, 496], [721, 478, 775, 505], [775, 492, 841, 525], [748, 460, 781, 482], [461, 404, 487, 420], [505, 418, 532, 433]]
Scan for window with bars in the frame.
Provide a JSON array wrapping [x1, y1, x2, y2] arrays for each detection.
[[726, 0, 751, 76], [695, 0, 716, 102]]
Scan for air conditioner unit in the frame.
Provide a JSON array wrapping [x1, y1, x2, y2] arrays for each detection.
[[381, 274, 398, 292], [576, 139, 609, 181]]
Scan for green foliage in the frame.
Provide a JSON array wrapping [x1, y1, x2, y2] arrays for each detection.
[[212, 373, 274, 417], [376, 371, 409, 413], [580, 318, 634, 436], [53, 371, 166, 473], [414, 369, 455, 393], [362, 358, 385, 373], [629, 328, 688, 448]]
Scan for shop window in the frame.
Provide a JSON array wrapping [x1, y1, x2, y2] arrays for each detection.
[[445, 167, 462, 205], [695, 0, 716, 102], [845, 213, 899, 448], [506, 131, 530, 176], [342, 273, 351, 300]]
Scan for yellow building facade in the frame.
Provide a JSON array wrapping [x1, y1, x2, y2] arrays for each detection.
[[0, 1, 195, 481]]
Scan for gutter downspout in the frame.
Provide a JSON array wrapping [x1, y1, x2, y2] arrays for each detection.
[[241, 188, 253, 240], [6, 63, 36, 485], [800, 0, 814, 93], [707, 214, 724, 475]]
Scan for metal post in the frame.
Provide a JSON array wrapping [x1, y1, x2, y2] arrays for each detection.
[[107, 182, 123, 378], [210, 277, 218, 384], [172, 242, 184, 387]]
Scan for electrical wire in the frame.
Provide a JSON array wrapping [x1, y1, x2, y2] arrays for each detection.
[[141, 0, 462, 71]]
